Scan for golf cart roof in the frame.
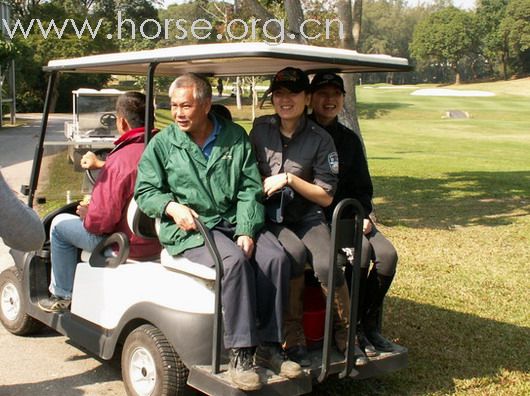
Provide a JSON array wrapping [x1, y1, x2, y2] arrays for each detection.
[[73, 88, 124, 95], [44, 42, 411, 76]]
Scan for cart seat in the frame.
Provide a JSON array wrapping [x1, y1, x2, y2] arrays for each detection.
[[160, 249, 216, 280], [127, 199, 216, 280]]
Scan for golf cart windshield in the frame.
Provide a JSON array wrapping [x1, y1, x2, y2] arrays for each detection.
[[73, 89, 122, 138]]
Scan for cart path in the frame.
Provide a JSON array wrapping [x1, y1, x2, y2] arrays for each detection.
[[0, 114, 127, 395]]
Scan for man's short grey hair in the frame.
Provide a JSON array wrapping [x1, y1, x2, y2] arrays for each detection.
[[168, 73, 212, 103]]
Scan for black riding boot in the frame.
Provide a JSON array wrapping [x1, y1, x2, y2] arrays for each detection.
[[356, 267, 378, 357], [362, 270, 394, 352]]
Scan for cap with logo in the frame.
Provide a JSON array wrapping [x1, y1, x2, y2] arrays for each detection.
[[310, 72, 346, 93], [270, 67, 310, 93]]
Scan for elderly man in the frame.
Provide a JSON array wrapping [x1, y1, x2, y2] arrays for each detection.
[[134, 73, 301, 391], [39, 92, 161, 313]]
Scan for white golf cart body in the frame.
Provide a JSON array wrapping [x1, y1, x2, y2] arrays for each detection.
[[0, 42, 411, 396]]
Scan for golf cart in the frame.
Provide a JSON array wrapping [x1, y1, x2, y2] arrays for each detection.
[[64, 88, 124, 170], [0, 42, 411, 396]]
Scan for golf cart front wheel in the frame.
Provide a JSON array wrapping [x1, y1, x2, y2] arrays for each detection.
[[0, 267, 43, 335], [122, 324, 190, 396]]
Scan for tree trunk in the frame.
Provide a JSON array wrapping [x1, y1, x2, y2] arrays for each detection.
[[285, 0, 307, 44], [352, 0, 363, 50], [239, 0, 296, 42], [336, 0, 364, 147], [453, 64, 461, 84]]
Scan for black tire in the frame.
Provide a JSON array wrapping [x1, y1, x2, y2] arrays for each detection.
[[0, 267, 43, 335], [122, 324, 190, 396]]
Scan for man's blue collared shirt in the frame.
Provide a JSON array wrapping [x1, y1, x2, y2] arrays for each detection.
[[201, 115, 220, 160]]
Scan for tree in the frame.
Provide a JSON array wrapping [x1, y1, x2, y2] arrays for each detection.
[[7, 0, 114, 111], [476, 0, 509, 79], [411, 6, 477, 84], [0, 37, 17, 69], [500, 0, 530, 75]]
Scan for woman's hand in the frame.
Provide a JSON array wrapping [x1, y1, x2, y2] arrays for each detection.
[[165, 202, 199, 231], [263, 173, 288, 196]]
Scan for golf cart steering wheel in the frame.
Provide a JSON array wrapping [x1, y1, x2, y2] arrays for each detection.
[[99, 113, 117, 129], [85, 148, 112, 185]]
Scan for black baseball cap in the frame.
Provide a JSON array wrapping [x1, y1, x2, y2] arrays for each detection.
[[310, 72, 346, 93], [270, 67, 310, 93]]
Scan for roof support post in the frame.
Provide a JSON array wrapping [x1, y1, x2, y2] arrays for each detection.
[[144, 63, 159, 144], [28, 71, 57, 207]]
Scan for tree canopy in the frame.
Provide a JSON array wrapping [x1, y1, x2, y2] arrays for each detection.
[[410, 7, 477, 84]]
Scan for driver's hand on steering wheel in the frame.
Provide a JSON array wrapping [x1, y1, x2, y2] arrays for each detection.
[[81, 151, 106, 170]]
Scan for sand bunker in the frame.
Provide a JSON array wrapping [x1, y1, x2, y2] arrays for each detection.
[[411, 88, 495, 97]]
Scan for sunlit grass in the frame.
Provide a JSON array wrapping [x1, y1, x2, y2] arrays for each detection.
[[336, 79, 530, 396]]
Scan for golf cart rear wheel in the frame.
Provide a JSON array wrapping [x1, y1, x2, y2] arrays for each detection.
[[0, 267, 43, 335], [122, 324, 190, 396]]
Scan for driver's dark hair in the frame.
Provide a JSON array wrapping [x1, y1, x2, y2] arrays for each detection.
[[116, 91, 146, 129]]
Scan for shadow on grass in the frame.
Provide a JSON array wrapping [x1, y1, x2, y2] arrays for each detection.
[[356, 102, 411, 119], [373, 171, 530, 229], [311, 297, 530, 395]]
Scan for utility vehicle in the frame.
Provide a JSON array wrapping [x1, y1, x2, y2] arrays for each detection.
[[64, 88, 124, 168], [0, 42, 411, 396]]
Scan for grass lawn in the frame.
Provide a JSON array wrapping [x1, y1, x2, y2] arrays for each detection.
[[310, 78, 530, 395], [41, 78, 529, 395]]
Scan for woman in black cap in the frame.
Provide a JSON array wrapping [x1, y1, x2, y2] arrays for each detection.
[[310, 72, 398, 356], [249, 67, 354, 366]]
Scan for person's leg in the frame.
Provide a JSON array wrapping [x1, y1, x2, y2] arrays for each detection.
[[298, 220, 342, 288], [252, 229, 291, 343], [182, 229, 258, 349], [49, 213, 105, 299], [253, 229, 302, 379], [266, 223, 309, 365], [355, 235, 379, 357], [362, 226, 398, 351], [182, 229, 261, 390]]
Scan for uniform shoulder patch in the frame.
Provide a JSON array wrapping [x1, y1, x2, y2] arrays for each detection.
[[328, 152, 339, 174]]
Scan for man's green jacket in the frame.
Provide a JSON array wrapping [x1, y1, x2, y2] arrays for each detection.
[[134, 118, 265, 256]]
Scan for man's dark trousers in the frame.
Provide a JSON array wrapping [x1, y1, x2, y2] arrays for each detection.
[[182, 226, 290, 348]]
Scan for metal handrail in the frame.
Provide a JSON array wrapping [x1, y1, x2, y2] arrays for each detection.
[[318, 198, 365, 383], [194, 218, 224, 374]]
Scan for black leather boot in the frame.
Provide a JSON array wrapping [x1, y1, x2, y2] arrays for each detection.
[[362, 270, 395, 352]]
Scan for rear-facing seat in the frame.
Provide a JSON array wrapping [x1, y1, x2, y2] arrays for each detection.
[[127, 199, 216, 280]]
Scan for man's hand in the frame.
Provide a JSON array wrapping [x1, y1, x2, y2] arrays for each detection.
[[76, 203, 89, 220], [80, 151, 105, 170], [236, 235, 255, 258], [363, 218, 373, 235], [165, 202, 199, 231], [263, 173, 288, 196]]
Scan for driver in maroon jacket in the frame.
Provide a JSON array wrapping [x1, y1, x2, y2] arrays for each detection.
[[39, 92, 161, 313]]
